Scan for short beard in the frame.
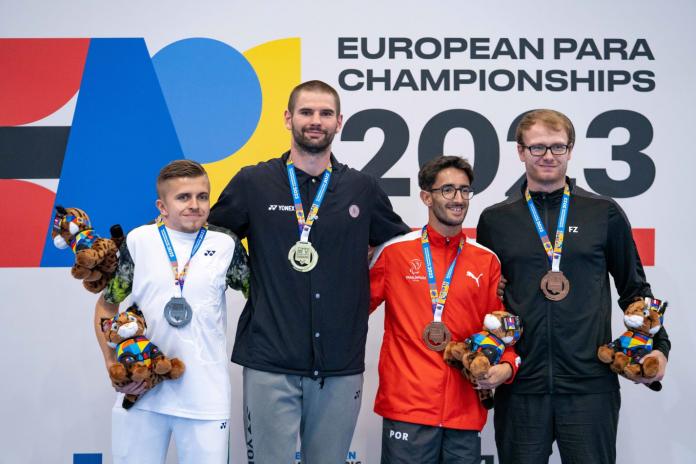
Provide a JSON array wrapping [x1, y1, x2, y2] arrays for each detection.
[[293, 128, 335, 155], [433, 204, 466, 227]]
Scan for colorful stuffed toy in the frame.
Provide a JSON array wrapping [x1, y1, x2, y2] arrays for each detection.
[[51, 206, 124, 293], [598, 297, 666, 391], [444, 310, 522, 409], [101, 304, 185, 409]]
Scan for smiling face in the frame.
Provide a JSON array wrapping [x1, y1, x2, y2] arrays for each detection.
[[517, 122, 573, 192], [156, 175, 210, 233], [420, 167, 471, 236], [284, 90, 342, 156]]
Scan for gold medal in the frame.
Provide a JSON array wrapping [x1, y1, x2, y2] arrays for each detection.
[[540, 270, 570, 301], [288, 241, 318, 272], [422, 321, 452, 351]]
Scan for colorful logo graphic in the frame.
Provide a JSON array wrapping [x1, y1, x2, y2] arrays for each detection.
[[0, 37, 300, 267]]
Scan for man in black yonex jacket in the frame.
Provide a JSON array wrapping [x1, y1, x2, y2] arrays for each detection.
[[476, 109, 670, 464], [209, 80, 409, 463]]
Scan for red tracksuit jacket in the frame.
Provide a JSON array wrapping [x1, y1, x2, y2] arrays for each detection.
[[369, 225, 520, 430]]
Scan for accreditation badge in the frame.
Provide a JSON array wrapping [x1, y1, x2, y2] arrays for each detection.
[[288, 240, 318, 272], [540, 270, 570, 301], [164, 297, 193, 327], [422, 321, 452, 351]]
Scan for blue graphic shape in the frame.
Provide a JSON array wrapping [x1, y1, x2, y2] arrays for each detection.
[[74, 454, 102, 464], [41, 38, 184, 267], [152, 38, 262, 163]]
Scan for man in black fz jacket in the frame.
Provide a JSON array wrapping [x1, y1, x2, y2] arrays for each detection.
[[476, 109, 669, 464]]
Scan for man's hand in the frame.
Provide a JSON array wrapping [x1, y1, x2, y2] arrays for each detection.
[[107, 360, 149, 395], [367, 246, 376, 264], [635, 350, 668, 384], [475, 363, 512, 390], [113, 380, 148, 396], [496, 276, 507, 299]]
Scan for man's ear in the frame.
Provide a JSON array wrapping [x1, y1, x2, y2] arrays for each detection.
[[284, 109, 292, 130], [517, 144, 527, 162], [156, 198, 166, 217], [336, 113, 343, 133], [420, 190, 433, 207]]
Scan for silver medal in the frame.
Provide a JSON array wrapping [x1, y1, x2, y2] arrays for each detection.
[[288, 241, 318, 272], [164, 297, 192, 327]]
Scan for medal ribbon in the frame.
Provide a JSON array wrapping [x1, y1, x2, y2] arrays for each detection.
[[421, 226, 465, 322], [525, 184, 570, 272], [287, 158, 332, 241], [156, 217, 208, 294]]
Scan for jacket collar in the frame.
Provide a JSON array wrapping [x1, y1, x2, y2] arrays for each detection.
[[425, 224, 466, 247], [520, 176, 575, 200], [280, 150, 344, 191]]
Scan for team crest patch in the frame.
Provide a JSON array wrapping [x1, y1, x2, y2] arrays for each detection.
[[405, 259, 426, 281]]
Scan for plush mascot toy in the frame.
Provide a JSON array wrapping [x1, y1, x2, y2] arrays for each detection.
[[444, 310, 522, 409], [598, 297, 666, 391], [101, 304, 185, 409], [51, 206, 124, 293]]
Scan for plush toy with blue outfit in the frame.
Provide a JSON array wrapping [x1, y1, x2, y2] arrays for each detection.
[[51, 205, 124, 293], [444, 310, 522, 409], [598, 297, 666, 391], [101, 304, 185, 409]]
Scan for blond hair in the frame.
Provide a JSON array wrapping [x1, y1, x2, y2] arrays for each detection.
[[515, 109, 575, 146]]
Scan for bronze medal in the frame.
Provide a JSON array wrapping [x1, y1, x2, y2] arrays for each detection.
[[422, 321, 452, 351], [540, 270, 570, 301]]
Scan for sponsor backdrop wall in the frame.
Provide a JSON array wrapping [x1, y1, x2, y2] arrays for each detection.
[[2, 1, 695, 462]]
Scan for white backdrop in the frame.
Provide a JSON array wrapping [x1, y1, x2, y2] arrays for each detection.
[[2, 1, 695, 463]]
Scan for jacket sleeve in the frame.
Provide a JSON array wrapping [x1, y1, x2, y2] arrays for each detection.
[[475, 210, 495, 251], [226, 236, 251, 299], [487, 253, 520, 382], [485, 252, 504, 313], [103, 237, 134, 304], [369, 177, 411, 246], [606, 201, 670, 357], [368, 244, 387, 314], [500, 346, 521, 383], [209, 168, 250, 239]]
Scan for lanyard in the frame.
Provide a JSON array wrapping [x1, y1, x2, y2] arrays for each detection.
[[525, 184, 570, 272], [156, 217, 207, 294], [287, 158, 332, 241], [421, 226, 465, 322]]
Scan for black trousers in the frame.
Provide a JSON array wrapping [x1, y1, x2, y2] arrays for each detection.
[[381, 418, 481, 464], [494, 390, 620, 464]]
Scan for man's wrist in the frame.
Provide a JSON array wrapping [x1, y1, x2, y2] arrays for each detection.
[[500, 361, 513, 381]]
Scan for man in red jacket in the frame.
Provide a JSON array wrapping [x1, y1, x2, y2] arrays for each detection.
[[369, 155, 520, 463]]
